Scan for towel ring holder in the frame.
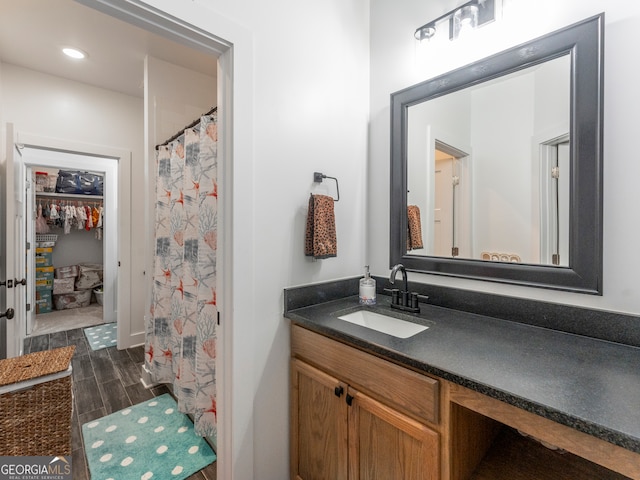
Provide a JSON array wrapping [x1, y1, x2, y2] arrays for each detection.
[[313, 172, 340, 202]]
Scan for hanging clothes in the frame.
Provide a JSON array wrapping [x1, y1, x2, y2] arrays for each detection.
[[35, 203, 49, 234], [95, 206, 103, 240], [146, 110, 218, 439], [38, 198, 104, 236]]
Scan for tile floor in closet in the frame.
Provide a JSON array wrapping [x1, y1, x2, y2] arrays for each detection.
[[32, 304, 104, 336], [23, 327, 217, 480]]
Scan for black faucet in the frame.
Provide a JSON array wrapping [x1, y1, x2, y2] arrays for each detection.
[[388, 264, 426, 313]]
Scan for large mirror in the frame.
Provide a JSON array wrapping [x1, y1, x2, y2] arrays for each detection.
[[390, 14, 603, 294]]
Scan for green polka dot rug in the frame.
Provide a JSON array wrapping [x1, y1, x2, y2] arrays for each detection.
[[83, 323, 117, 350], [82, 394, 216, 479]]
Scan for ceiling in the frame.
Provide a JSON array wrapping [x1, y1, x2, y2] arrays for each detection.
[[0, 0, 217, 98]]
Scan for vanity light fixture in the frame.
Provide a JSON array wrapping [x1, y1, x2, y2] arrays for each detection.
[[414, 0, 495, 42], [62, 47, 87, 60]]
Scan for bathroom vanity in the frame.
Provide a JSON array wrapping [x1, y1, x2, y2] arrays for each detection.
[[285, 283, 640, 480]]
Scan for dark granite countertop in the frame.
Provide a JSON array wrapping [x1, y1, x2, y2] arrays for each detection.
[[285, 295, 640, 454]]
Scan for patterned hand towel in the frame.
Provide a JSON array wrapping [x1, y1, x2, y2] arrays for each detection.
[[305, 194, 337, 258], [407, 205, 424, 250]]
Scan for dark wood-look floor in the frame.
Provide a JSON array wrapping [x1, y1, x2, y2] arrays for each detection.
[[24, 327, 217, 480]]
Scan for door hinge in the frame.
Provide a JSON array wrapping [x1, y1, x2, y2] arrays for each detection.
[[452, 175, 460, 186], [26, 303, 31, 312], [551, 166, 560, 179], [552, 254, 560, 265], [452, 246, 459, 257], [26, 241, 31, 251]]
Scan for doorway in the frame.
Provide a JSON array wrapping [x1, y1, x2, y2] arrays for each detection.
[[69, 2, 235, 477], [10, 135, 131, 345], [539, 135, 570, 266], [23, 147, 119, 337], [2, 1, 237, 476], [433, 141, 471, 259]]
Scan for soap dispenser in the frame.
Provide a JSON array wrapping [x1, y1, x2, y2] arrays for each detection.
[[359, 265, 376, 305]]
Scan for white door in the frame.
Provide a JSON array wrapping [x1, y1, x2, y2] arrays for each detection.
[[25, 166, 35, 336], [434, 154, 454, 257], [1, 123, 27, 358], [557, 142, 570, 266]]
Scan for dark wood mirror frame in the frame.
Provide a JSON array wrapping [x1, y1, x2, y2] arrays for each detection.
[[390, 14, 604, 294]]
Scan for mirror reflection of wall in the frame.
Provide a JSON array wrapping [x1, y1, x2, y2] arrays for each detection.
[[406, 54, 570, 266]]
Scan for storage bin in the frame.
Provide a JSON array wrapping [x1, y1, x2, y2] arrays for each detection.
[[75, 263, 103, 289], [36, 234, 58, 248], [0, 346, 75, 456], [55, 170, 103, 196], [46, 173, 58, 193], [35, 278, 54, 290], [36, 265, 54, 282], [55, 265, 79, 279], [35, 247, 53, 267], [35, 171, 48, 192], [35, 241, 56, 248], [53, 289, 92, 310], [53, 277, 75, 295], [35, 289, 53, 314], [94, 287, 104, 306]]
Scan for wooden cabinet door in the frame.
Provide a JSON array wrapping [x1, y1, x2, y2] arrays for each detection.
[[348, 387, 440, 480], [291, 359, 349, 480]]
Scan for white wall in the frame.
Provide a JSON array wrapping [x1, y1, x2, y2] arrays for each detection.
[[370, 0, 640, 316], [0, 64, 145, 336], [144, 55, 217, 328], [471, 73, 535, 261], [141, 1, 370, 478], [147, 56, 217, 147], [406, 60, 568, 263], [407, 88, 471, 254]]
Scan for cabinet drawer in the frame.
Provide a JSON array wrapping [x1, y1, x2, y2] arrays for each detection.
[[291, 324, 439, 425]]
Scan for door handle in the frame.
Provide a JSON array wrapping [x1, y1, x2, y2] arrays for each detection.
[[14, 278, 26, 286], [0, 308, 15, 320]]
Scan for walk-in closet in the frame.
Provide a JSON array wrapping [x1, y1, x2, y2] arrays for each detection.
[[30, 166, 105, 335]]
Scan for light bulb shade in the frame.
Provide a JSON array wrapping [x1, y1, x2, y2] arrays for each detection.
[[414, 24, 437, 41], [451, 5, 479, 38]]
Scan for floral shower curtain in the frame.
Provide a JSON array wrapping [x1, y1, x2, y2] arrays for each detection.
[[146, 111, 218, 439]]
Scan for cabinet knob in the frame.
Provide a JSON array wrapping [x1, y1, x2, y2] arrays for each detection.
[[334, 385, 344, 397], [0, 308, 15, 320], [14, 278, 26, 286], [346, 393, 354, 406]]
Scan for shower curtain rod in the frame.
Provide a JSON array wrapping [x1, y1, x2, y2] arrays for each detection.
[[155, 106, 218, 149]]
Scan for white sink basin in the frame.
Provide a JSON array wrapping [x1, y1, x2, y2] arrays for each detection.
[[337, 310, 428, 339]]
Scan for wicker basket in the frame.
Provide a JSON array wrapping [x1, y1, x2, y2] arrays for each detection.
[[0, 346, 75, 456]]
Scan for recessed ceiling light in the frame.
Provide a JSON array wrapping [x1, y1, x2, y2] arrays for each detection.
[[62, 47, 87, 60]]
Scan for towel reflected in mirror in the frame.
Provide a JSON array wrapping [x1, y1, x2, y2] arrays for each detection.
[[407, 205, 423, 251]]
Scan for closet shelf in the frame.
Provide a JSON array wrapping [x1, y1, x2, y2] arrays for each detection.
[[36, 192, 103, 200]]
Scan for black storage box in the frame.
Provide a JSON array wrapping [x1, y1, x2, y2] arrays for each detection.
[[55, 170, 104, 196]]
